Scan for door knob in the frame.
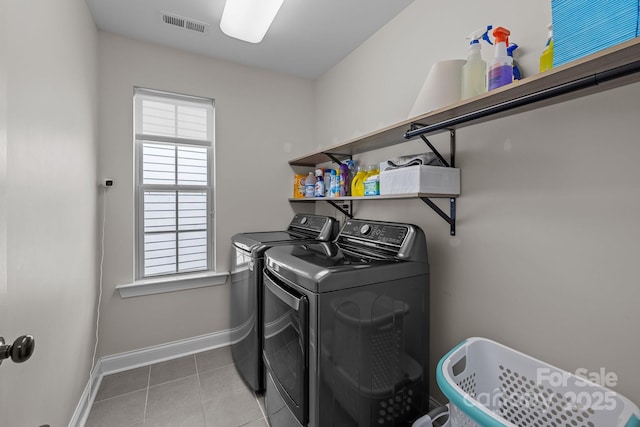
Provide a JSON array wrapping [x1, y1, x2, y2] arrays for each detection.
[[0, 335, 35, 365]]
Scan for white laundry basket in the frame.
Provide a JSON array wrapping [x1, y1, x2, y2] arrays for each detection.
[[436, 337, 640, 427]]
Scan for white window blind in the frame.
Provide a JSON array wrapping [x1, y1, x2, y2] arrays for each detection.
[[134, 88, 214, 279]]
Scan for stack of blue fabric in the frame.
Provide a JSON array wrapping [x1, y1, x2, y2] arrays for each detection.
[[552, 0, 639, 67]]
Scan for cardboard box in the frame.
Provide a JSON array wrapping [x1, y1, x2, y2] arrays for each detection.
[[379, 165, 460, 195]]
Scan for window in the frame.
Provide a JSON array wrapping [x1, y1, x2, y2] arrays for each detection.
[[134, 88, 214, 279]]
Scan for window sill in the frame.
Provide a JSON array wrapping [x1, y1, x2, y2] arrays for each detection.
[[116, 271, 229, 299]]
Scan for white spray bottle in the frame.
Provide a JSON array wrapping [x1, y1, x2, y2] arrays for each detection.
[[461, 25, 493, 99]]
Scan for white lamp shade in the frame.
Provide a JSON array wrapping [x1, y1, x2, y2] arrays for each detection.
[[220, 0, 285, 43], [409, 59, 466, 117]]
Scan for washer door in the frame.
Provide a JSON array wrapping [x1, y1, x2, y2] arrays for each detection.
[[263, 270, 309, 425]]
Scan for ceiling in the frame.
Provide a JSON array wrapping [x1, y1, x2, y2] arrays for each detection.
[[85, 0, 416, 79]]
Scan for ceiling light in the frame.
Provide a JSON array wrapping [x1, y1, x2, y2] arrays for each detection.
[[220, 0, 284, 44]]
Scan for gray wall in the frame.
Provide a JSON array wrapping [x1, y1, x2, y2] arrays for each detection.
[[96, 32, 315, 356], [0, 0, 98, 425], [314, 0, 640, 405]]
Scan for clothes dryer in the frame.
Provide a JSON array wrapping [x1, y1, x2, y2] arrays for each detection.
[[230, 214, 337, 393]]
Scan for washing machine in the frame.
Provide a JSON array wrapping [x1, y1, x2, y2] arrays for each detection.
[[262, 219, 430, 427], [230, 214, 338, 393]]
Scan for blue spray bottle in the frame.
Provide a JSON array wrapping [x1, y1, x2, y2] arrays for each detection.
[[507, 43, 522, 81], [488, 27, 513, 91]]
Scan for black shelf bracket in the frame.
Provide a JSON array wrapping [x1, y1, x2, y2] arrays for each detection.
[[421, 197, 456, 236], [326, 200, 353, 219], [419, 135, 450, 167], [407, 126, 458, 235], [322, 152, 352, 166], [449, 129, 456, 168], [408, 124, 457, 168]]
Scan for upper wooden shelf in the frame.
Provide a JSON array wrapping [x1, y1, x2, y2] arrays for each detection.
[[289, 38, 640, 167]]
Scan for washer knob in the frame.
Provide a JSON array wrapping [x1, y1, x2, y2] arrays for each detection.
[[300, 217, 308, 225], [360, 224, 371, 235]]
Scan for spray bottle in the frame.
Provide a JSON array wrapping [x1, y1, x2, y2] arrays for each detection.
[[344, 159, 356, 196], [339, 163, 349, 196], [461, 25, 493, 99], [507, 43, 522, 81], [539, 24, 554, 72], [488, 26, 513, 91]]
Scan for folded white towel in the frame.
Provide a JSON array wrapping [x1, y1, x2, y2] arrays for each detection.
[[382, 153, 444, 171]]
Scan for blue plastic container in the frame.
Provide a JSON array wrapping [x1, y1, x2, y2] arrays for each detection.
[[552, 0, 639, 67]]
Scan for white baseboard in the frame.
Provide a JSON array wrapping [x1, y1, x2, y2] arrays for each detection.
[[68, 329, 232, 427]]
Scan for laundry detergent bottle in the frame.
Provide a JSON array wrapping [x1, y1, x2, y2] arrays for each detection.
[[363, 164, 380, 196], [461, 25, 493, 99], [304, 172, 316, 198], [488, 26, 513, 91], [351, 166, 367, 197], [314, 168, 325, 197], [329, 169, 338, 197]]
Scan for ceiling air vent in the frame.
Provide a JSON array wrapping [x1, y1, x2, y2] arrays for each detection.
[[185, 20, 207, 33], [160, 11, 209, 34]]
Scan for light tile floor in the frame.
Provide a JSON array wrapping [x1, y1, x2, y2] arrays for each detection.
[[85, 346, 269, 427]]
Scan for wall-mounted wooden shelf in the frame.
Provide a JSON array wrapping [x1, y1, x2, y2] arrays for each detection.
[[290, 192, 458, 235], [288, 192, 458, 202], [289, 38, 640, 167]]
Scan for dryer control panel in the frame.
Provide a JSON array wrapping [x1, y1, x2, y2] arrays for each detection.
[[340, 219, 408, 246], [288, 214, 337, 240]]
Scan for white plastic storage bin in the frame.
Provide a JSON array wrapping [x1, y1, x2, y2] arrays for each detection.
[[437, 337, 640, 427], [379, 166, 460, 195]]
